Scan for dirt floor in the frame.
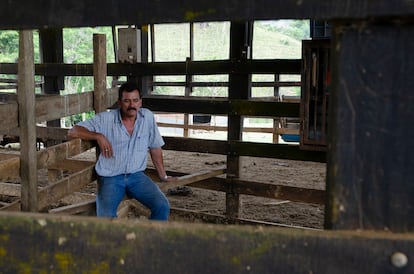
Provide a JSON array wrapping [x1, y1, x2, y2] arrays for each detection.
[[1, 146, 326, 229]]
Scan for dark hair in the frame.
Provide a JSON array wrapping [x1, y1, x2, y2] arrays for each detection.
[[118, 82, 142, 100]]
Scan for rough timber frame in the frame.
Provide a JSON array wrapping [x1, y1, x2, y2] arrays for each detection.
[[0, 1, 414, 273]]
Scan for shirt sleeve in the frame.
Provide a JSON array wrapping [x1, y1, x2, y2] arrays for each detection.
[[76, 113, 102, 132], [147, 111, 165, 149]]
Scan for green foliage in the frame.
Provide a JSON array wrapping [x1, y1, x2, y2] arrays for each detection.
[[0, 31, 18, 62], [0, 30, 40, 63]]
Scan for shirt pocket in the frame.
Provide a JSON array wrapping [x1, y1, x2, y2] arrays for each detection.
[[136, 133, 149, 151]]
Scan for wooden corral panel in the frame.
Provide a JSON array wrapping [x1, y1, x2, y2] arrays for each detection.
[[0, 139, 96, 211]]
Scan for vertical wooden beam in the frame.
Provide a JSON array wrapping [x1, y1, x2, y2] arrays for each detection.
[[326, 19, 414, 232], [273, 74, 280, 144], [138, 25, 151, 95], [18, 30, 38, 212], [39, 27, 64, 146], [93, 33, 107, 113], [226, 21, 253, 218]]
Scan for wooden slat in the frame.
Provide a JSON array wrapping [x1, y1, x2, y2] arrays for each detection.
[[147, 168, 325, 205], [143, 96, 300, 118], [37, 139, 94, 169], [116, 200, 131, 218], [162, 137, 326, 162], [0, 156, 20, 180], [0, 182, 21, 197], [157, 122, 299, 135], [0, 60, 302, 76], [36, 92, 93, 123], [37, 166, 96, 211], [0, 165, 96, 211], [48, 159, 95, 172], [0, 102, 18, 130], [159, 165, 226, 192], [48, 199, 96, 215]]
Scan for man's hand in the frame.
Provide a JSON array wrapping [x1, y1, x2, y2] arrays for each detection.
[[96, 134, 113, 158], [160, 175, 178, 182]]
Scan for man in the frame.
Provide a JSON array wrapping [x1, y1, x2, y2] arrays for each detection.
[[68, 82, 175, 220]]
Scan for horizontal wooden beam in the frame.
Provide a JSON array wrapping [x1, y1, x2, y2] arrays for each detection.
[[163, 137, 326, 162], [0, 139, 94, 181], [143, 96, 300, 117], [147, 168, 325, 204], [0, 1, 413, 29], [0, 164, 96, 212], [158, 165, 226, 191], [0, 182, 20, 197], [0, 102, 18, 130], [0, 212, 413, 273], [0, 60, 301, 76], [0, 156, 19, 181], [48, 199, 96, 215], [0, 89, 117, 131]]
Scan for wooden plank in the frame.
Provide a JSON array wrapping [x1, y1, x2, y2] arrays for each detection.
[[157, 122, 298, 135], [37, 139, 94, 169], [35, 92, 93, 123], [148, 168, 325, 205], [0, 102, 18, 131], [229, 140, 326, 162], [0, 164, 96, 211], [116, 200, 131, 218], [48, 159, 95, 172], [159, 165, 226, 191], [0, 156, 20, 180], [37, 165, 96, 211], [0, 182, 21, 197], [18, 30, 38, 212], [143, 96, 299, 118], [1, 212, 414, 273], [162, 137, 326, 162], [0, 139, 94, 181], [48, 199, 95, 215], [326, 20, 414, 232], [0, 59, 302, 77], [0, 0, 414, 29]]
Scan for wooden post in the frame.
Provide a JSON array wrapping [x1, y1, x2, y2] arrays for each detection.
[[39, 27, 64, 147], [325, 19, 414, 232], [93, 33, 107, 113], [226, 21, 253, 218], [18, 30, 38, 212]]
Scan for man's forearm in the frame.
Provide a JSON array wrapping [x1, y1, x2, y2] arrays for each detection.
[[68, 125, 101, 141], [150, 148, 167, 180]]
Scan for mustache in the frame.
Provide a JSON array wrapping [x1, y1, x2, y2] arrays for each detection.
[[127, 107, 137, 111]]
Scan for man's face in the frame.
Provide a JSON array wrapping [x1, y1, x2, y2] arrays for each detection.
[[119, 90, 142, 118]]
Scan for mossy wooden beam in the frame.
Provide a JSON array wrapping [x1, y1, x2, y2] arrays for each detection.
[[0, 212, 413, 274]]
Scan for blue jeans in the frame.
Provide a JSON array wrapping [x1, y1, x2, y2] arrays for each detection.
[[96, 172, 170, 220]]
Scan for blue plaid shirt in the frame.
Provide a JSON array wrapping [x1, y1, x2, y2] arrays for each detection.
[[77, 108, 164, 177]]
